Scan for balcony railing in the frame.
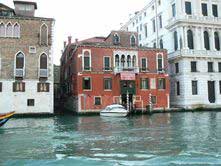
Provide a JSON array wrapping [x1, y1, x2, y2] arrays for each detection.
[[39, 69, 48, 78], [15, 68, 24, 77], [114, 66, 139, 74]]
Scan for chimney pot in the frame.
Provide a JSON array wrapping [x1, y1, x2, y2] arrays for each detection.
[[68, 36, 72, 45], [75, 38, 78, 43]]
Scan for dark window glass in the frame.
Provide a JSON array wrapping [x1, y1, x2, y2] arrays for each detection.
[[185, 1, 192, 15], [208, 62, 214, 72], [174, 31, 178, 51], [212, 4, 218, 17], [40, 53, 47, 69], [144, 25, 148, 38], [27, 99, 35, 106], [40, 24, 48, 45], [0, 82, 2, 92], [104, 57, 110, 70], [175, 63, 179, 73], [159, 15, 162, 28], [220, 81, 221, 94], [16, 52, 24, 69], [131, 35, 136, 46], [172, 4, 176, 17], [204, 31, 210, 50], [84, 56, 90, 70], [94, 97, 101, 105], [83, 77, 91, 90], [158, 55, 163, 72], [153, 42, 156, 48], [160, 39, 163, 49], [121, 55, 125, 68], [152, 19, 156, 32], [192, 81, 198, 95], [187, 30, 194, 49], [13, 82, 25, 92], [176, 81, 180, 95], [218, 62, 221, 72], [202, 3, 208, 16], [132, 56, 136, 67], [140, 78, 149, 89], [151, 96, 156, 104], [115, 55, 119, 67], [37, 83, 50, 92], [141, 58, 147, 71], [158, 78, 166, 89], [191, 61, 197, 72], [113, 34, 120, 45], [104, 78, 112, 90], [214, 32, 220, 51]]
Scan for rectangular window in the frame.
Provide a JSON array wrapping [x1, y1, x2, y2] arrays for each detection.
[[158, 78, 166, 90], [208, 62, 214, 72], [136, 26, 139, 33], [94, 97, 101, 105], [220, 81, 221, 94], [212, 4, 218, 17], [202, 3, 208, 16], [84, 56, 90, 71], [104, 78, 112, 90], [152, 19, 156, 32], [104, 57, 110, 70], [191, 61, 197, 72], [0, 82, 2, 92], [140, 24, 142, 31], [83, 77, 91, 90], [185, 1, 192, 15], [172, 3, 176, 17], [159, 15, 162, 28], [175, 63, 179, 73], [151, 96, 156, 104], [13, 82, 25, 92], [139, 34, 142, 41], [144, 25, 148, 38], [140, 78, 149, 89], [141, 58, 147, 71], [37, 83, 50, 92], [176, 81, 180, 96], [192, 81, 198, 95], [218, 62, 221, 72], [27, 99, 35, 106]]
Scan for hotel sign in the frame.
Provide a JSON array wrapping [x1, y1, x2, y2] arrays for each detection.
[[120, 72, 135, 80]]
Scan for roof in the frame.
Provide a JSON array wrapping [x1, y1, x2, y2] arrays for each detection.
[[79, 37, 106, 44], [14, 1, 37, 9], [0, 3, 14, 11]]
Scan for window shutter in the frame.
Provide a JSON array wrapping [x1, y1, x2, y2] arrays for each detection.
[[22, 82, 25, 92], [13, 82, 16, 92]]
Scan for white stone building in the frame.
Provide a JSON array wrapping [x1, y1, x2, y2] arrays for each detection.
[[121, 0, 221, 109], [0, 1, 54, 114]]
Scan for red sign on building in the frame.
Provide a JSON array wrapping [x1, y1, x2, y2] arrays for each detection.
[[120, 72, 136, 80]]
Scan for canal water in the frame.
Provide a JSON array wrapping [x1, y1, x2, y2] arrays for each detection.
[[1, 112, 221, 165]]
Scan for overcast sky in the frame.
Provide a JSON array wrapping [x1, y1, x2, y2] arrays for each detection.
[[1, 0, 147, 65]]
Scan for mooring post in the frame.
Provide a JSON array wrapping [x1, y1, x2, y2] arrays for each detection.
[[127, 91, 129, 112], [149, 93, 152, 114]]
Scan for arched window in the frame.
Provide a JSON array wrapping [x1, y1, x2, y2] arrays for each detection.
[[160, 39, 163, 49], [214, 32, 220, 51], [174, 31, 178, 51], [113, 33, 120, 45], [40, 24, 48, 45], [115, 54, 119, 67], [6, 23, 12, 37], [187, 29, 194, 49], [130, 35, 136, 46], [127, 55, 131, 67], [40, 53, 47, 69], [121, 55, 125, 68], [204, 31, 210, 50], [132, 55, 136, 67], [83, 51, 90, 70], [13, 23, 20, 38], [0, 23, 5, 37], [16, 52, 24, 69], [157, 54, 163, 72]]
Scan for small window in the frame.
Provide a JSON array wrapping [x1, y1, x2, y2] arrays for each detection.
[[6, 23, 13, 37], [13, 23, 20, 38], [212, 4, 218, 17], [104, 57, 111, 70], [140, 78, 149, 89], [144, 25, 148, 38], [175, 63, 179, 73], [104, 78, 112, 90], [174, 31, 178, 51], [157, 54, 163, 72], [29, 46, 36, 54], [141, 58, 147, 71], [113, 33, 120, 45], [185, 1, 192, 15], [37, 83, 50, 92], [192, 81, 198, 95], [94, 97, 101, 105], [130, 35, 136, 46], [219, 81, 221, 94], [208, 62, 214, 72], [140, 24, 142, 31], [160, 39, 163, 49], [158, 0, 161, 5], [83, 77, 91, 90], [0, 82, 2, 92], [13, 82, 25, 92], [83, 51, 91, 71], [151, 96, 156, 104], [218, 62, 221, 72], [172, 3, 176, 17], [201, 3, 208, 16], [158, 78, 166, 90], [159, 15, 162, 28], [152, 19, 156, 32], [204, 31, 210, 50], [191, 61, 197, 72], [27, 99, 35, 106], [176, 81, 180, 96], [0, 23, 5, 37]]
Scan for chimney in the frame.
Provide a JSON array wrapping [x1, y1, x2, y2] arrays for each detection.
[[68, 36, 72, 45], [75, 38, 78, 44], [64, 41, 67, 49]]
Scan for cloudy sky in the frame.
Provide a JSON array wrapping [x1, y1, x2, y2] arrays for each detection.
[[1, 0, 147, 64]]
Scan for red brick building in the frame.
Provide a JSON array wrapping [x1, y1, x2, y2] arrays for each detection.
[[60, 31, 170, 113]]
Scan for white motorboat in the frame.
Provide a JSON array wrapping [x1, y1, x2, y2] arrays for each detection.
[[100, 104, 129, 117]]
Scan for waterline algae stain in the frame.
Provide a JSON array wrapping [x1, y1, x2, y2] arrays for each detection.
[[1, 112, 221, 165]]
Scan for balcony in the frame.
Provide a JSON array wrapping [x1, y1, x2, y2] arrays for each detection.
[[114, 66, 139, 74], [169, 49, 221, 59], [39, 69, 48, 78], [15, 68, 24, 78], [166, 15, 221, 29]]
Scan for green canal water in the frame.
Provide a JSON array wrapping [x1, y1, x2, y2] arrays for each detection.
[[1, 112, 221, 165]]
